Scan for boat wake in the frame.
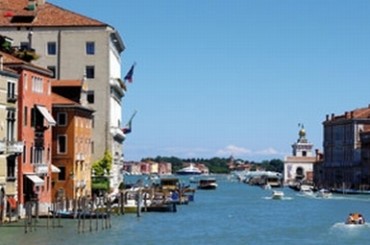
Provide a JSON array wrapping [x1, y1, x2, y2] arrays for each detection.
[[263, 196, 293, 201], [330, 222, 370, 237]]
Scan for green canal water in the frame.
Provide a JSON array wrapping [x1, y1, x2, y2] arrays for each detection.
[[1, 175, 370, 245]]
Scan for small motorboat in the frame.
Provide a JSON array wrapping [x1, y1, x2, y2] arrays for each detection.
[[271, 190, 284, 200], [197, 178, 218, 190], [316, 189, 332, 198], [345, 213, 365, 225]]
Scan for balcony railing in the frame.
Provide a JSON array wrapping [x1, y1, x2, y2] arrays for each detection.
[[34, 163, 48, 175], [7, 140, 23, 154], [0, 140, 5, 153], [110, 127, 126, 141], [76, 153, 85, 161], [7, 94, 17, 103]]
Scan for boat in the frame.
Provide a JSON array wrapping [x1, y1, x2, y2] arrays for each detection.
[[197, 178, 218, 190], [271, 190, 284, 200], [316, 189, 332, 198], [345, 213, 365, 225], [299, 184, 314, 196], [176, 163, 202, 175]]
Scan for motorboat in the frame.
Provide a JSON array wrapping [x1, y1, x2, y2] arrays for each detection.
[[316, 188, 332, 198], [197, 178, 218, 190], [345, 213, 365, 225], [299, 185, 314, 196], [271, 190, 284, 200], [176, 163, 202, 175]]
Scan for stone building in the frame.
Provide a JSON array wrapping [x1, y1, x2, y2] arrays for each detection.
[[284, 125, 316, 186]]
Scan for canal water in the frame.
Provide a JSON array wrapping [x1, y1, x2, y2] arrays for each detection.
[[1, 175, 370, 245]]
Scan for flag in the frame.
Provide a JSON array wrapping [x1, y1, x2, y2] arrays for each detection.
[[122, 110, 137, 134], [124, 63, 136, 83]]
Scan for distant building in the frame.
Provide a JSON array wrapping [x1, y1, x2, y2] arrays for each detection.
[[284, 125, 316, 185]]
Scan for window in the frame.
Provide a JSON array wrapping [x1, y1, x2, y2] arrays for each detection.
[[57, 112, 67, 126], [85, 66, 95, 79], [57, 135, 67, 154], [7, 81, 16, 102], [47, 42, 57, 55], [6, 109, 15, 141], [86, 42, 95, 55], [87, 90, 95, 104], [58, 166, 66, 181], [47, 66, 56, 78], [6, 156, 16, 180], [24, 106, 28, 126]]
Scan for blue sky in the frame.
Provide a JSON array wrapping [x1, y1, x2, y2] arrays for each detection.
[[49, 0, 370, 161]]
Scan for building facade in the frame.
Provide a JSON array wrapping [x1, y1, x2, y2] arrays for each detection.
[[3, 51, 56, 216], [0, 0, 127, 192], [51, 80, 94, 201], [0, 55, 22, 221], [284, 125, 316, 186]]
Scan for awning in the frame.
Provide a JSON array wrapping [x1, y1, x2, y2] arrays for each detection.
[[26, 175, 44, 186], [7, 196, 17, 209], [51, 164, 61, 173], [36, 105, 56, 126]]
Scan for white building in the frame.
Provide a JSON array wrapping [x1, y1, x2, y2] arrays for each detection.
[[284, 125, 316, 185]]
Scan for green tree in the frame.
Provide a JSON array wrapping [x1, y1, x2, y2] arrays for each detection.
[[92, 150, 112, 176]]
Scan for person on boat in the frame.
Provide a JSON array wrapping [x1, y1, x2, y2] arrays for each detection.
[[346, 213, 354, 224], [358, 214, 365, 224]]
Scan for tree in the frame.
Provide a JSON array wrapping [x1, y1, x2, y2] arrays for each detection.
[[92, 150, 112, 176]]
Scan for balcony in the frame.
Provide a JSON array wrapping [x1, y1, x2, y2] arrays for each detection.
[[110, 127, 126, 142], [7, 141, 23, 154], [76, 180, 86, 189], [76, 153, 85, 161], [0, 140, 5, 153], [34, 163, 48, 175], [7, 94, 17, 103]]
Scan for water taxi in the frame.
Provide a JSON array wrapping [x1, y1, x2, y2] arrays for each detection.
[[197, 178, 218, 190], [271, 190, 284, 200], [345, 213, 365, 225]]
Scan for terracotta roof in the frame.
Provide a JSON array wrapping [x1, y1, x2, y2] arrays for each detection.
[[0, 0, 107, 27], [52, 79, 82, 87], [0, 50, 52, 75], [52, 92, 78, 105]]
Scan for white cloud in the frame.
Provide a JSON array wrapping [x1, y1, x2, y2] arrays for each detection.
[[216, 145, 286, 159], [216, 145, 252, 157]]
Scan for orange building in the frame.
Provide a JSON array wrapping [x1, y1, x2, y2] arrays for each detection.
[[51, 80, 94, 201], [3, 51, 56, 217]]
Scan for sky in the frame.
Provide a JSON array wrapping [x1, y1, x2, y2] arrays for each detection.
[[49, 0, 370, 162]]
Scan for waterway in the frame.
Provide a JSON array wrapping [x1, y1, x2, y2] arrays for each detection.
[[1, 175, 370, 245]]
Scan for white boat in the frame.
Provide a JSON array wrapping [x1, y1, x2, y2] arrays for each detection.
[[316, 189, 332, 198], [299, 185, 314, 196], [176, 163, 202, 175], [197, 178, 218, 190], [271, 190, 284, 200]]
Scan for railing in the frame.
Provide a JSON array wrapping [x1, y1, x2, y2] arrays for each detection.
[[76, 153, 85, 161], [111, 127, 125, 141], [34, 164, 48, 174], [0, 140, 5, 153], [7, 141, 24, 154]]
